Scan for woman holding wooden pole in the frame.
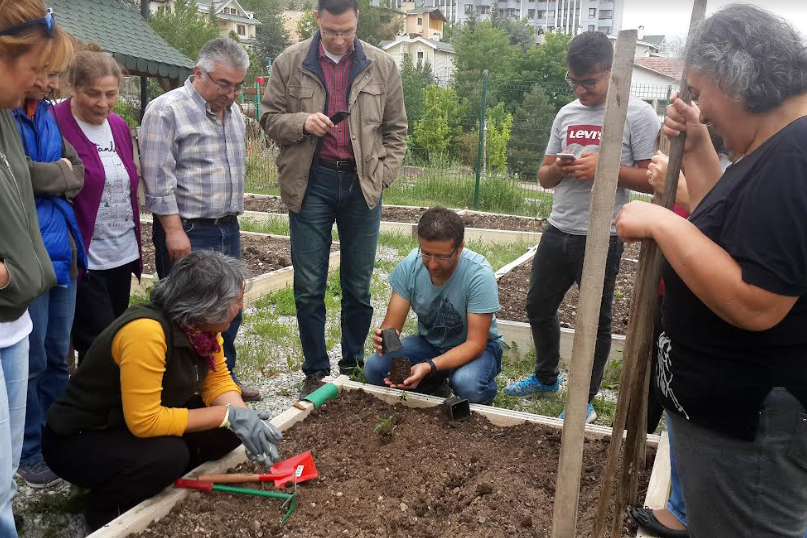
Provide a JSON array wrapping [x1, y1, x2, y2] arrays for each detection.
[[615, 4, 807, 537]]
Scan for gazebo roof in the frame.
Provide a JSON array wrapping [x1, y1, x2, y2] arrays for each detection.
[[50, 0, 194, 81]]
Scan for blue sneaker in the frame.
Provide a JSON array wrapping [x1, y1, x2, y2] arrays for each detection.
[[503, 374, 560, 397], [558, 403, 597, 424]]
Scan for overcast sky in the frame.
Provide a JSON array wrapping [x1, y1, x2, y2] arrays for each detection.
[[621, 0, 807, 39]]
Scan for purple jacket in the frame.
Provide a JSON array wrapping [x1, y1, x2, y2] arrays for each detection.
[[53, 98, 142, 278]]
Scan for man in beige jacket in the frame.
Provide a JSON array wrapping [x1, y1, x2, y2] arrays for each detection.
[[261, 0, 407, 398]]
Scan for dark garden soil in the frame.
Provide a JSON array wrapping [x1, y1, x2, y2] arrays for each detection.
[[497, 242, 641, 336], [244, 196, 545, 233], [459, 212, 546, 233], [135, 390, 653, 538], [244, 195, 289, 214], [140, 222, 318, 277]]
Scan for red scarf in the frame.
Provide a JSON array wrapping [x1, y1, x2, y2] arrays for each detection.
[[182, 328, 220, 371]]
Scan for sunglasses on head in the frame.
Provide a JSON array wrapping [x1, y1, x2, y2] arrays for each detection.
[[0, 8, 56, 38]]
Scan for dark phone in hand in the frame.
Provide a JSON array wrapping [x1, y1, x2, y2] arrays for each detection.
[[329, 111, 350, 125]]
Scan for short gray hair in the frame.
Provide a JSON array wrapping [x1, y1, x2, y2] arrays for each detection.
[[150, 250, 250, 328], [685, 4, 807, 113], [196, 37, 250, 73]]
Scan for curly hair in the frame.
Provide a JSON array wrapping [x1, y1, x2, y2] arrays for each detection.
[[685, 4, 807, 113]]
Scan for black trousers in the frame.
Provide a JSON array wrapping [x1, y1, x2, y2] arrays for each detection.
[[42, 407, 240, 530], [72, 260, 136, 362]]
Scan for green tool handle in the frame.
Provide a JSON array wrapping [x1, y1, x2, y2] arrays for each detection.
[[212, 484, 293, 500], [303, 382, 340, 408]]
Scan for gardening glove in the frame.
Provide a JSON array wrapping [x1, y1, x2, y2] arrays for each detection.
[[224, 406, 283, 464]]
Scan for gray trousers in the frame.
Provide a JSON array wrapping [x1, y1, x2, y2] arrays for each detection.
[[669, 388, 807, 538]]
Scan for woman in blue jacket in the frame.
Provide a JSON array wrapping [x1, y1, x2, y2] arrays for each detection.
[[12, 28, 85, 489]]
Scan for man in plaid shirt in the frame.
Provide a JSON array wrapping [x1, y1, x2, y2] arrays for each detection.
[[261, 0, 407, 398], [140, 37, 260, 401]]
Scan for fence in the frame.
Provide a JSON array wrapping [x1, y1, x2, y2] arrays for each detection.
[[123, 72, 676, 219]]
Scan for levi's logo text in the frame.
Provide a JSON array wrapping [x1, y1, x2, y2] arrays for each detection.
[[566, 125, 602, 146]]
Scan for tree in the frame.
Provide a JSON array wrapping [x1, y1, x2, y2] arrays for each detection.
[[356, 0, 401, 47], [410, 85, 463, 160], [399, 53, 434, 131], [507, 84, 556, 178], [148, 0, 220, 61], [239, 0, 290, 62], [451, 21, 513, 105], [490, 11, 534, 51], [297, 9, 318, 41], [485, 102, 512, 171], [495, 31, 574, 112]]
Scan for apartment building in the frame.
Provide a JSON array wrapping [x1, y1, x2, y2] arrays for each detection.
[[376, 0, 622, 42]]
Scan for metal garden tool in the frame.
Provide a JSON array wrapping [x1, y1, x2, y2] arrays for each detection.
[[174, 478, 298, 524], [197, 451, 318, 487]]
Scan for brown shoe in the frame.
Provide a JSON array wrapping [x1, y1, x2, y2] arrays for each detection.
[[239, 384, 262, 402], [299, 372, 327, 399]]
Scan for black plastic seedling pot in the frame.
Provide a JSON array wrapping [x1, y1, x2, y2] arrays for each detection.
[[380, 328, 403, 354], [443, 395, 471, 421]]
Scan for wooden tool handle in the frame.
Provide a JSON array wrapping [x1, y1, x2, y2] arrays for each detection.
[[196, 473, 260, 483]]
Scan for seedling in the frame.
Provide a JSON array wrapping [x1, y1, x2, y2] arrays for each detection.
[[374, 415, 398, 438]]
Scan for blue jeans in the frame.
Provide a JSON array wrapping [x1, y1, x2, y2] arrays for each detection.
[[153, 218, 243, 380], [290, 167, 381, 375], [665, 416, 687, 527], [1, 336, 29, 538], [525, 225, 623, 402], [364, 335, 503, 404], [22, 280, 75, 465]]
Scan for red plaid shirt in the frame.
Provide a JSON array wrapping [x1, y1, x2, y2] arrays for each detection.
[[318, 43, 355, 162]]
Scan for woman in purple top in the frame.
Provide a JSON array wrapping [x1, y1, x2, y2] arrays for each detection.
[[53, 43, 142, 362]]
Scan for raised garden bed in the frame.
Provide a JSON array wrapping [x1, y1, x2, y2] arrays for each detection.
[[497, 241, 640, 336], [88, 377, 668, 538], [134, 222, 339, 303], [243, 195, 545, 243]]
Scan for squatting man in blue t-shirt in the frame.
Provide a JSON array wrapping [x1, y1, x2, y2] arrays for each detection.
[[364, 207, 504, 404]]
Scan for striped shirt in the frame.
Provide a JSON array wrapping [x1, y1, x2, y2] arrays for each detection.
[[140, 77, 245, 219], [318, 43, 355, 162]]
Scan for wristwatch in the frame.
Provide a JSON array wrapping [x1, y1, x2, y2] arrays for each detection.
[[426, 359, 437, 375]]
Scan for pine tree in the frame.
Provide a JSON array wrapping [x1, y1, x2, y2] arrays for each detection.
[[507, 84, 556, 179]]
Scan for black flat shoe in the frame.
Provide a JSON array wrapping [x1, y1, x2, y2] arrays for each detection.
[[629, 507, 689, 538]]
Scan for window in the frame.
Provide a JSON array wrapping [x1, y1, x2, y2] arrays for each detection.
[[237, 24, 246, 35], [548, 9, 554, 18], [588, 24, 595, 31], [599, 9, 612, 19], [465, 4, 474, 13], [417, 51, 424, 62], [536, 9, 545, 18], [528, 9, 535, 18], [230, 7, 238, 15], [417, 17, 423, 25], [598, 26, 611, 34], [589, 7, 596, 18]]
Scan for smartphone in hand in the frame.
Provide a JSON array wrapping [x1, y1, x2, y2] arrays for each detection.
[[329, 111, 350, 126], [554, 152, 576, 160]]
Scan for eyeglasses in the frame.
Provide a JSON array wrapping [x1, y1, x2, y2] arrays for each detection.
[[0, 8, 55, 38], [419, 246, 458, 263], [564, 69, 610, 90], [203, 71, 245, 95], [320, 28, 356, 39]]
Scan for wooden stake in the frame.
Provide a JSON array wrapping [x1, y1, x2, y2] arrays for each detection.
[[550, 29, 638, 538], [592, 2, 708, 536]]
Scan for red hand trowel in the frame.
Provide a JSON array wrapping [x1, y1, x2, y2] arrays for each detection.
[[197, 451, 317, 487]]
